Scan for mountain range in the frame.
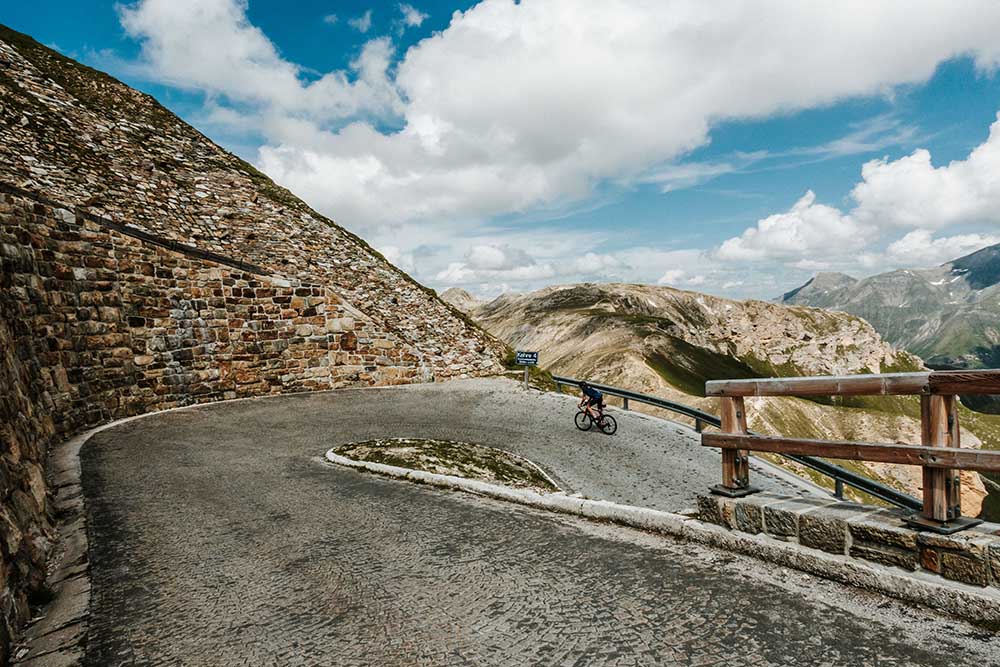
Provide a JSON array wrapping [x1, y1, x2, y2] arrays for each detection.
[[780, 243, 1000, 371]]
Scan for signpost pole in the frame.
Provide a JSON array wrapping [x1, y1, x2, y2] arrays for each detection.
[[514, 351, 538, 391]]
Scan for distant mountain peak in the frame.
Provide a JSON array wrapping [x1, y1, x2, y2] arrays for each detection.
[[440, 288, 484, 314], [780, 272, 856, 303], [946, 242, 1000, 290], [776, 242, 1000, 369]]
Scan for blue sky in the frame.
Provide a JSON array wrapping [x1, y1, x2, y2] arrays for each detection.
[[5, 1, 1000, 299]]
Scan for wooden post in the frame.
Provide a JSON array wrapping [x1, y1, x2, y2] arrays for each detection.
[[906, 394, 979, 532], [524, 366, 529, 390], [921, 395, 952, 522], [710, 396, 756, 497]]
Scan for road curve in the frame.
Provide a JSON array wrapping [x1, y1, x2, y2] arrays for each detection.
[[79, 379, 1000, 665]]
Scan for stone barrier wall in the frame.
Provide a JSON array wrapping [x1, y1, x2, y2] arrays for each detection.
[[0, 187, 483, 661], [699, 492, 1000, 589]]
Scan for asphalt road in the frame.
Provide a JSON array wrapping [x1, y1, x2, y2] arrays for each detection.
[[78, 378, 1000, 665]]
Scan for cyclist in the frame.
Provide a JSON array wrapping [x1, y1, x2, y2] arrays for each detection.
[[578, 381, 604, 420]]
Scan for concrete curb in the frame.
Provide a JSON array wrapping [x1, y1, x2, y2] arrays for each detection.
[[325, 449, 1000, 627]]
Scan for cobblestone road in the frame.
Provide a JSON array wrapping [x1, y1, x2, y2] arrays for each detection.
[[80, 379, 1000, 665]]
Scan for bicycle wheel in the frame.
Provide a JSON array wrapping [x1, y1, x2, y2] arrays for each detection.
[[574, 411, 592, 431], [598, 414, 617, 435]]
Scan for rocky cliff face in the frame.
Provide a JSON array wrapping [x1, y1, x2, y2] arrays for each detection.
[[469, 283, 994, 514], [0, 24, 506, 659], [780, 244, 1000, 371]]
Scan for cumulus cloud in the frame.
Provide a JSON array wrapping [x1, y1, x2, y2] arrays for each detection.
[[118, 0, 401, 120], [852, 115, 1000, 229], [716, 191, 873, 263], [883, 229, 1000, 267], [322, 14, 338, 26], [431, 241, 730, 296], [399, 4, 428, 28], [135, 0, 1000, 233], [657, 269, 706, 287], [349, 10, 373, 33], [718, 114, 1000, 272]]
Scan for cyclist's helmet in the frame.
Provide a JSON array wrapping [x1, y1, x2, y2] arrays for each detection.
[[578, 380, 588, 389]]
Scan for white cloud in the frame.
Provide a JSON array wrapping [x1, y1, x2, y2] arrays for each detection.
[[118, 0, 401, 120], [641, 159, 746, 193], [250, 0, 1000, 234], [657, 269, 686, 285], [323, 14, 338, 26], [466, 244, 534, 271], [399, 4, 428, 28], [852, 115, 1000, 229], [718, 114, 1000, 272], [884, 229, 1000, 267], [349, 9, 373, 33], [716, 191, 873, 263], [378, 244, 416, 273], [657, 269, 706, 287]]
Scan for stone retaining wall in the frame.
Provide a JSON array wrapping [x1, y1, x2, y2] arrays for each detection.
[[0, 187, 487, 662], [699, 492, 1000, 588]]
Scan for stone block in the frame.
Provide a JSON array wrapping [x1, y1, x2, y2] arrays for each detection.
[[920, 546, 942, 574], [850, 543, 918, 570], [733, 501, 763, 534], [915, 531, 997, 585], [848, 509, 917, 550], [697, 495, 733, 529], [799, 503, 869, 555], [941, 551, 990, 587], [761, 497, 832, 540], [847, 509, 919, 570]]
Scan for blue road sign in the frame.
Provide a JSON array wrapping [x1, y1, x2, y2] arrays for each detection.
[[515, 351, 538, 366]]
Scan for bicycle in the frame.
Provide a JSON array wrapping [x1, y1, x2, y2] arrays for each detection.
[[575, 404, 618, 435]]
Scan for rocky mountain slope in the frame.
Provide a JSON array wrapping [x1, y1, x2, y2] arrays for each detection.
[[781, 244, 1000, 371], [0, 24, 506, 379], [441, 287, 485, 314], [466, 283, 1000, 514]]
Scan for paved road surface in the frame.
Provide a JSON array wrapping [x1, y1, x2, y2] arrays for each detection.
[[79, 379, 1000, 665]]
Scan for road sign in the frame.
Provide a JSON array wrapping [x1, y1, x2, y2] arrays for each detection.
[[515, 351, 538, 366]]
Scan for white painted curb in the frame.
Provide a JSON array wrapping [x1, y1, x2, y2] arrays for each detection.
[[324, 449, 1000, 626]]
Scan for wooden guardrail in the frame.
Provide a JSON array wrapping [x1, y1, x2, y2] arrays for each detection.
[[701, 370, 1000, 534]]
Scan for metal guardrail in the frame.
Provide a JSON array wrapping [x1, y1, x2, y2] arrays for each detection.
[[552, 375, 718, 432], [552, 374, 922, 511]]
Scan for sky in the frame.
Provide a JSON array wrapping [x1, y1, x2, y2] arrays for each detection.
[[5, 1, 1000, 300]]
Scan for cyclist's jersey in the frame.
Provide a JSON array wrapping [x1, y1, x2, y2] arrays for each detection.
[[582, 386, 602, 401]]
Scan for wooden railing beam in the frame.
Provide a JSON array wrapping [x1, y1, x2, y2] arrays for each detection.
[[706, 369, 1000, 398], [701, 433, 1000, 472]]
